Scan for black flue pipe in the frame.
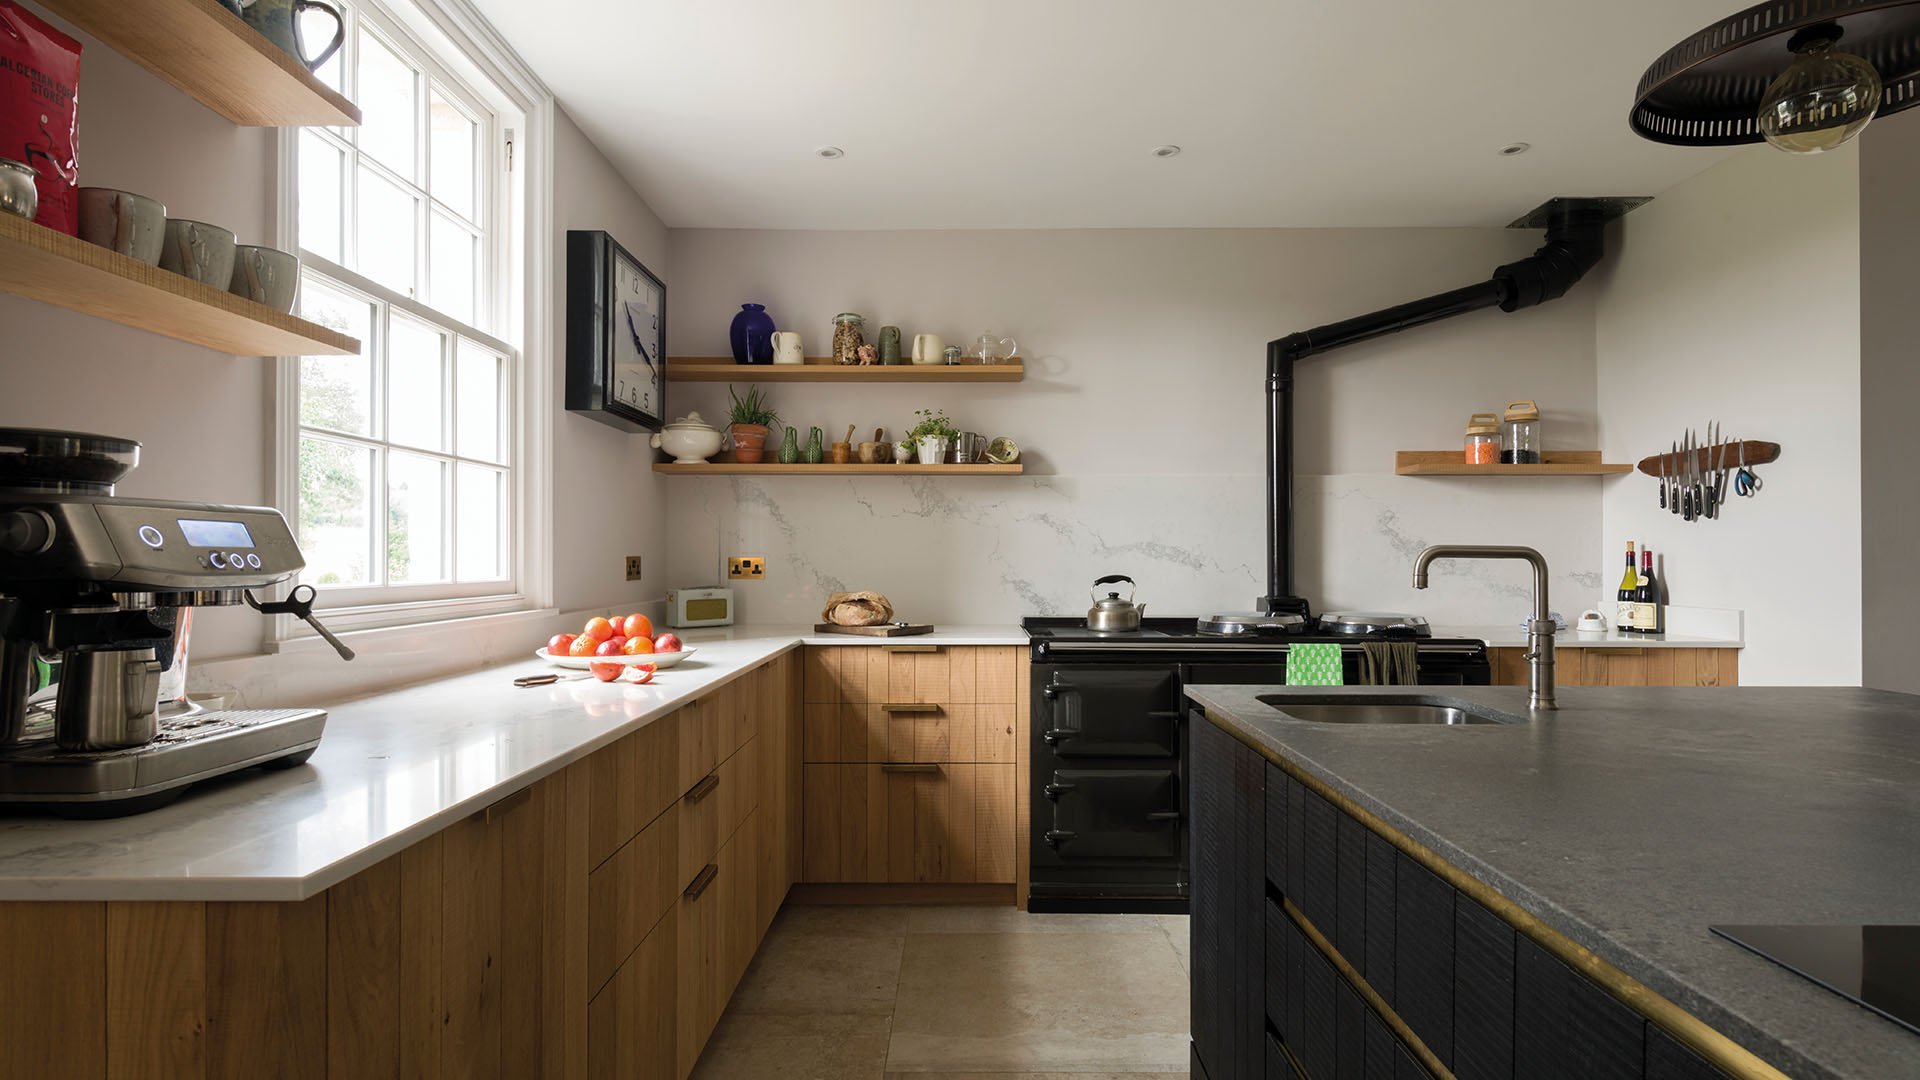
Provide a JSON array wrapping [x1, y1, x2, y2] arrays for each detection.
[[1261, 206, 1610, 616]]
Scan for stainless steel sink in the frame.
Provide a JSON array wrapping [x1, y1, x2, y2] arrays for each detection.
[[1255, 696, 1516, 726]]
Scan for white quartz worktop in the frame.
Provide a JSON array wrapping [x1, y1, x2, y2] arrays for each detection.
[[1431, 625, 1744, 649], [0, 632, 810, 902]]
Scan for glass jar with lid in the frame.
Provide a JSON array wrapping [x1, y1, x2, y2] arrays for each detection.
[[1464, 412, 1502, 465], [1501, 400, 1542, 464], [831, 313, 866, 365]]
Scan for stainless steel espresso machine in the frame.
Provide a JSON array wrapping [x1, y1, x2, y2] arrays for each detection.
[[0, 428, 352, 815]]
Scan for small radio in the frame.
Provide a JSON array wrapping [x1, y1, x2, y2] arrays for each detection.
[[667, 586, 735, 628]]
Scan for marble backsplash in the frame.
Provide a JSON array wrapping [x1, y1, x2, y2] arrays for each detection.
[[664, 473, 1602, 628]]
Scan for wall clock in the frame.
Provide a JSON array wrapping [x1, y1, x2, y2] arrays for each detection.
[[565, 230, 667, 432]]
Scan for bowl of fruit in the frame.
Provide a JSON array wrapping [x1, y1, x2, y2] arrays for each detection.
[[538, 614, 695, 673]]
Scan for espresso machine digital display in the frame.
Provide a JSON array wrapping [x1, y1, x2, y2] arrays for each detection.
[[177, 518, 255, 548], [0, 428, 352, 816]]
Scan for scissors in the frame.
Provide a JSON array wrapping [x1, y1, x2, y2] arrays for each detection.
[[1733, 441, 1763, 497]]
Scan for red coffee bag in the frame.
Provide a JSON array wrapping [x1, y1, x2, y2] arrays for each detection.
[[0, 1, 81, 234]]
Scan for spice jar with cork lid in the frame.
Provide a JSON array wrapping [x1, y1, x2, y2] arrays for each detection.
[[1501, 400, 1542, 464], [1464, 413, 1502, 465]]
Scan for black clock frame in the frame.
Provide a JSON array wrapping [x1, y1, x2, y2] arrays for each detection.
[[565, 229, 667, 432]]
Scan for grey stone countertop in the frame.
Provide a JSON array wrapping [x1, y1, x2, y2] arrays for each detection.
[[1182, 683, 1920, 1080]]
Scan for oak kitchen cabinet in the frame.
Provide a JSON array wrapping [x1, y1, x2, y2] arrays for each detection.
[[799, 645, 1022, 893], [1489, 647, 1739, 687], [0, 649, 801, 1080]]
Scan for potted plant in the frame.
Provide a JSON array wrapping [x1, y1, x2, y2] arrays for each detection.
[[906, 407, 959, 465], [726, 385, 780, 463]]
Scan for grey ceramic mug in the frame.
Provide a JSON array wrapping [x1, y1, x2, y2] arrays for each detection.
[[158, 219, 237, 288], [228, 244, 300, 311], [77, 188, 168, 264]]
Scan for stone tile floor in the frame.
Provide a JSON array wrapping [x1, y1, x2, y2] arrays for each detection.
[[691, 905, 1191, 1079]]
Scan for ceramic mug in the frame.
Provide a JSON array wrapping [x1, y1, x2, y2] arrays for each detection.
[[771, 331, 804, 365], [242, 0, 346, 72], [911, 333, 944, 365], [159, 219, 237, 287], [228, 244, 300, 311], [77, 188, 167, 264]]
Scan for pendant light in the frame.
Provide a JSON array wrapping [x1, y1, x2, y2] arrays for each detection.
[[1632, 0, 1920, 153]]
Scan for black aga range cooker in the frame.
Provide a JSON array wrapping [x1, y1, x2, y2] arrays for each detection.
[[1023, 616, 1490, 913]]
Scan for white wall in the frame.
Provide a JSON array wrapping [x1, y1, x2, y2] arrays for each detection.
[[1859, 117, 1920, 693], [0, 10, 671, 697], [1594, 145, 1862, 685], [663, 228, 1605, 626]]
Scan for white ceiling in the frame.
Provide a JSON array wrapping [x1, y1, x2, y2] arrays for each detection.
[[469, 0, 1747, 229]]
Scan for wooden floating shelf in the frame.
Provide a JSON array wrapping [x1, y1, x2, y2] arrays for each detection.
[[653, 459, 1023, 476], [36, 0, 361, 127], [1636, 440, 1779, 477], [1395, 451, 1634, 477], [0, 215, 360, 356], [667, 357, 1024, 383]]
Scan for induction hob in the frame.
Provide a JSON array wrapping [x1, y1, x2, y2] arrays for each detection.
[[1711, 924, 1920, 1037]]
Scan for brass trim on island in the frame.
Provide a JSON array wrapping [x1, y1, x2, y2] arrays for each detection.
[[1283, 895, 1455, 1080], [1205, 706, 1795, 1080]]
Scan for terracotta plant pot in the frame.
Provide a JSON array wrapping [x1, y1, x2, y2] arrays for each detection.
[[730, 423, 771, 463]]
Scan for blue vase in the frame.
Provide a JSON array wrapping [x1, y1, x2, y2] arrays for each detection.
[[729, 303, 776, 365]]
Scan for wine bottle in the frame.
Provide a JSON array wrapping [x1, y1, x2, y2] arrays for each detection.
[[1633, 548, 1660, 635], [1615, 541, 1639, 634]]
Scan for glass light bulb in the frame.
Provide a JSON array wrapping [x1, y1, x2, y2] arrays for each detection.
[[1757, 39, 1881, 154]]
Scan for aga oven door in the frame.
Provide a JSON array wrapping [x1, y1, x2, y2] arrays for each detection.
[[1038, 767, 1184, 862], [1032, 663, 1183, 759]]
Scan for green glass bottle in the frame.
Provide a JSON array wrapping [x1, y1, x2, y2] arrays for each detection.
[[776, 425, 799, 464]]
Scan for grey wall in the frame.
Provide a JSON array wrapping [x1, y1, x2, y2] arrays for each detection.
[[1860, 117, 1920, 693]]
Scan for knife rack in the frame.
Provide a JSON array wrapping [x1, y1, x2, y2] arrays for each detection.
[[1636, 440, 1779, 477]]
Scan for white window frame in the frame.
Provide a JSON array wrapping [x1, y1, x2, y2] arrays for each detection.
[[269, 0, 555, 646]]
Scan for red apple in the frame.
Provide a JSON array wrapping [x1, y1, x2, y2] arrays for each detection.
[[653, 633, 683, 654]]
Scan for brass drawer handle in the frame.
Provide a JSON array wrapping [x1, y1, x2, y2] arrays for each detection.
[[684, 773, 720, 802], [883, 644, 938, 654], [683, 863, 718, 899], [1584, 648, 1646, 657], [880, 763, 940, 774], [879, 702, 940, 714], [475, 786, 532, 825]]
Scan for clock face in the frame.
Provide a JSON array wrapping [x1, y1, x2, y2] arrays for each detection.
[[610, 250, 663, 418]]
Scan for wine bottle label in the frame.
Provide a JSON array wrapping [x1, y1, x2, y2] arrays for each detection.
[[1616, 600, 1638, 629], [1631, 601, 1657, 632]]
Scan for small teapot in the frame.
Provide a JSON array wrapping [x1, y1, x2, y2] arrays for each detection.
[[973, 333, 1018, 365], [1086, 574, 1146, 631]]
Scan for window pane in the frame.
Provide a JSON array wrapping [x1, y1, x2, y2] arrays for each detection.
[[455, 463, 503, 581], [428, 211, 476, 325], [298, 275, 375, 437], [299, 132, 344, 263], [387, 451, 446, 584], [299, 437, 375, 588], [455, 340, 503, 462], [356, 166, 417, 295], [357, 29, 417, 180], [429, 88, 476, 220], [388, 313, 446, 450]]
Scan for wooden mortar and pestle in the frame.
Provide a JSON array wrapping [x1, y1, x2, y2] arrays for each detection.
[[829, 425, 854, 464], [858, 428, 890, 464]]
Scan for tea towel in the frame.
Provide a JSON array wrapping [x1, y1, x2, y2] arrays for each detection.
[[1286, 642, 1344, 686]]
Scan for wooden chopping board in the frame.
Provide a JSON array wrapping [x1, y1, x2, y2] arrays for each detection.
[[812, 623, 934, 637]]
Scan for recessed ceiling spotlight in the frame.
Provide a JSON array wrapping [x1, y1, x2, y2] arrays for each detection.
[[1152, 144, 1182, 158], [816, 146, 845, 159], [1497, 141, 1531, 157]]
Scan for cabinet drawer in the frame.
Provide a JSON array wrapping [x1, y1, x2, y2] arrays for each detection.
[[1394, 854, 1455, 1068], [1452, 895, 1515, 1080], [799, 762, 1016, 883], [676, 808, 759, 1077], [808, 644, 1013, 705], [588, 802, 679, 996], [1516, 934, 1646, 1080], [587, 903, 676, 1080], [1647, 1023, 1737, 1080], [1298, 785, 1339, 939], [801, 702, 1018, 764], [588, 710, 680, 870], [678, 737, 759, 890]]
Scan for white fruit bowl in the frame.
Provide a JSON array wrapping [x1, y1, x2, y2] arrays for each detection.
[[535, 647, 698, 670]]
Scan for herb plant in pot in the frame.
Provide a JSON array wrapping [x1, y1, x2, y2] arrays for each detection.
[[727, 385, 780, 464], [906, 408, 959, 465]]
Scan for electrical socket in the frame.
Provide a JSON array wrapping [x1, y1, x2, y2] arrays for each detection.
[[727, 556, 765, 580], [624, 555, 643, 581]]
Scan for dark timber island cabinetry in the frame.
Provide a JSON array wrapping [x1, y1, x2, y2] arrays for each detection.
[[1189, 712, 1742, 1080]]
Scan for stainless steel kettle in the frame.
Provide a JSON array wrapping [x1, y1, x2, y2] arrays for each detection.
[[1086, 574, 1146, 631]]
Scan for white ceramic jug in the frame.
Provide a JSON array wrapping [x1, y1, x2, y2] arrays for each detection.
[[771, 331, 803, 365], [911, 333, 944, 365]]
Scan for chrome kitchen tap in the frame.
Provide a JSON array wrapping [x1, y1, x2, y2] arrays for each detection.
[[1412, 545, 1555, 711]]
